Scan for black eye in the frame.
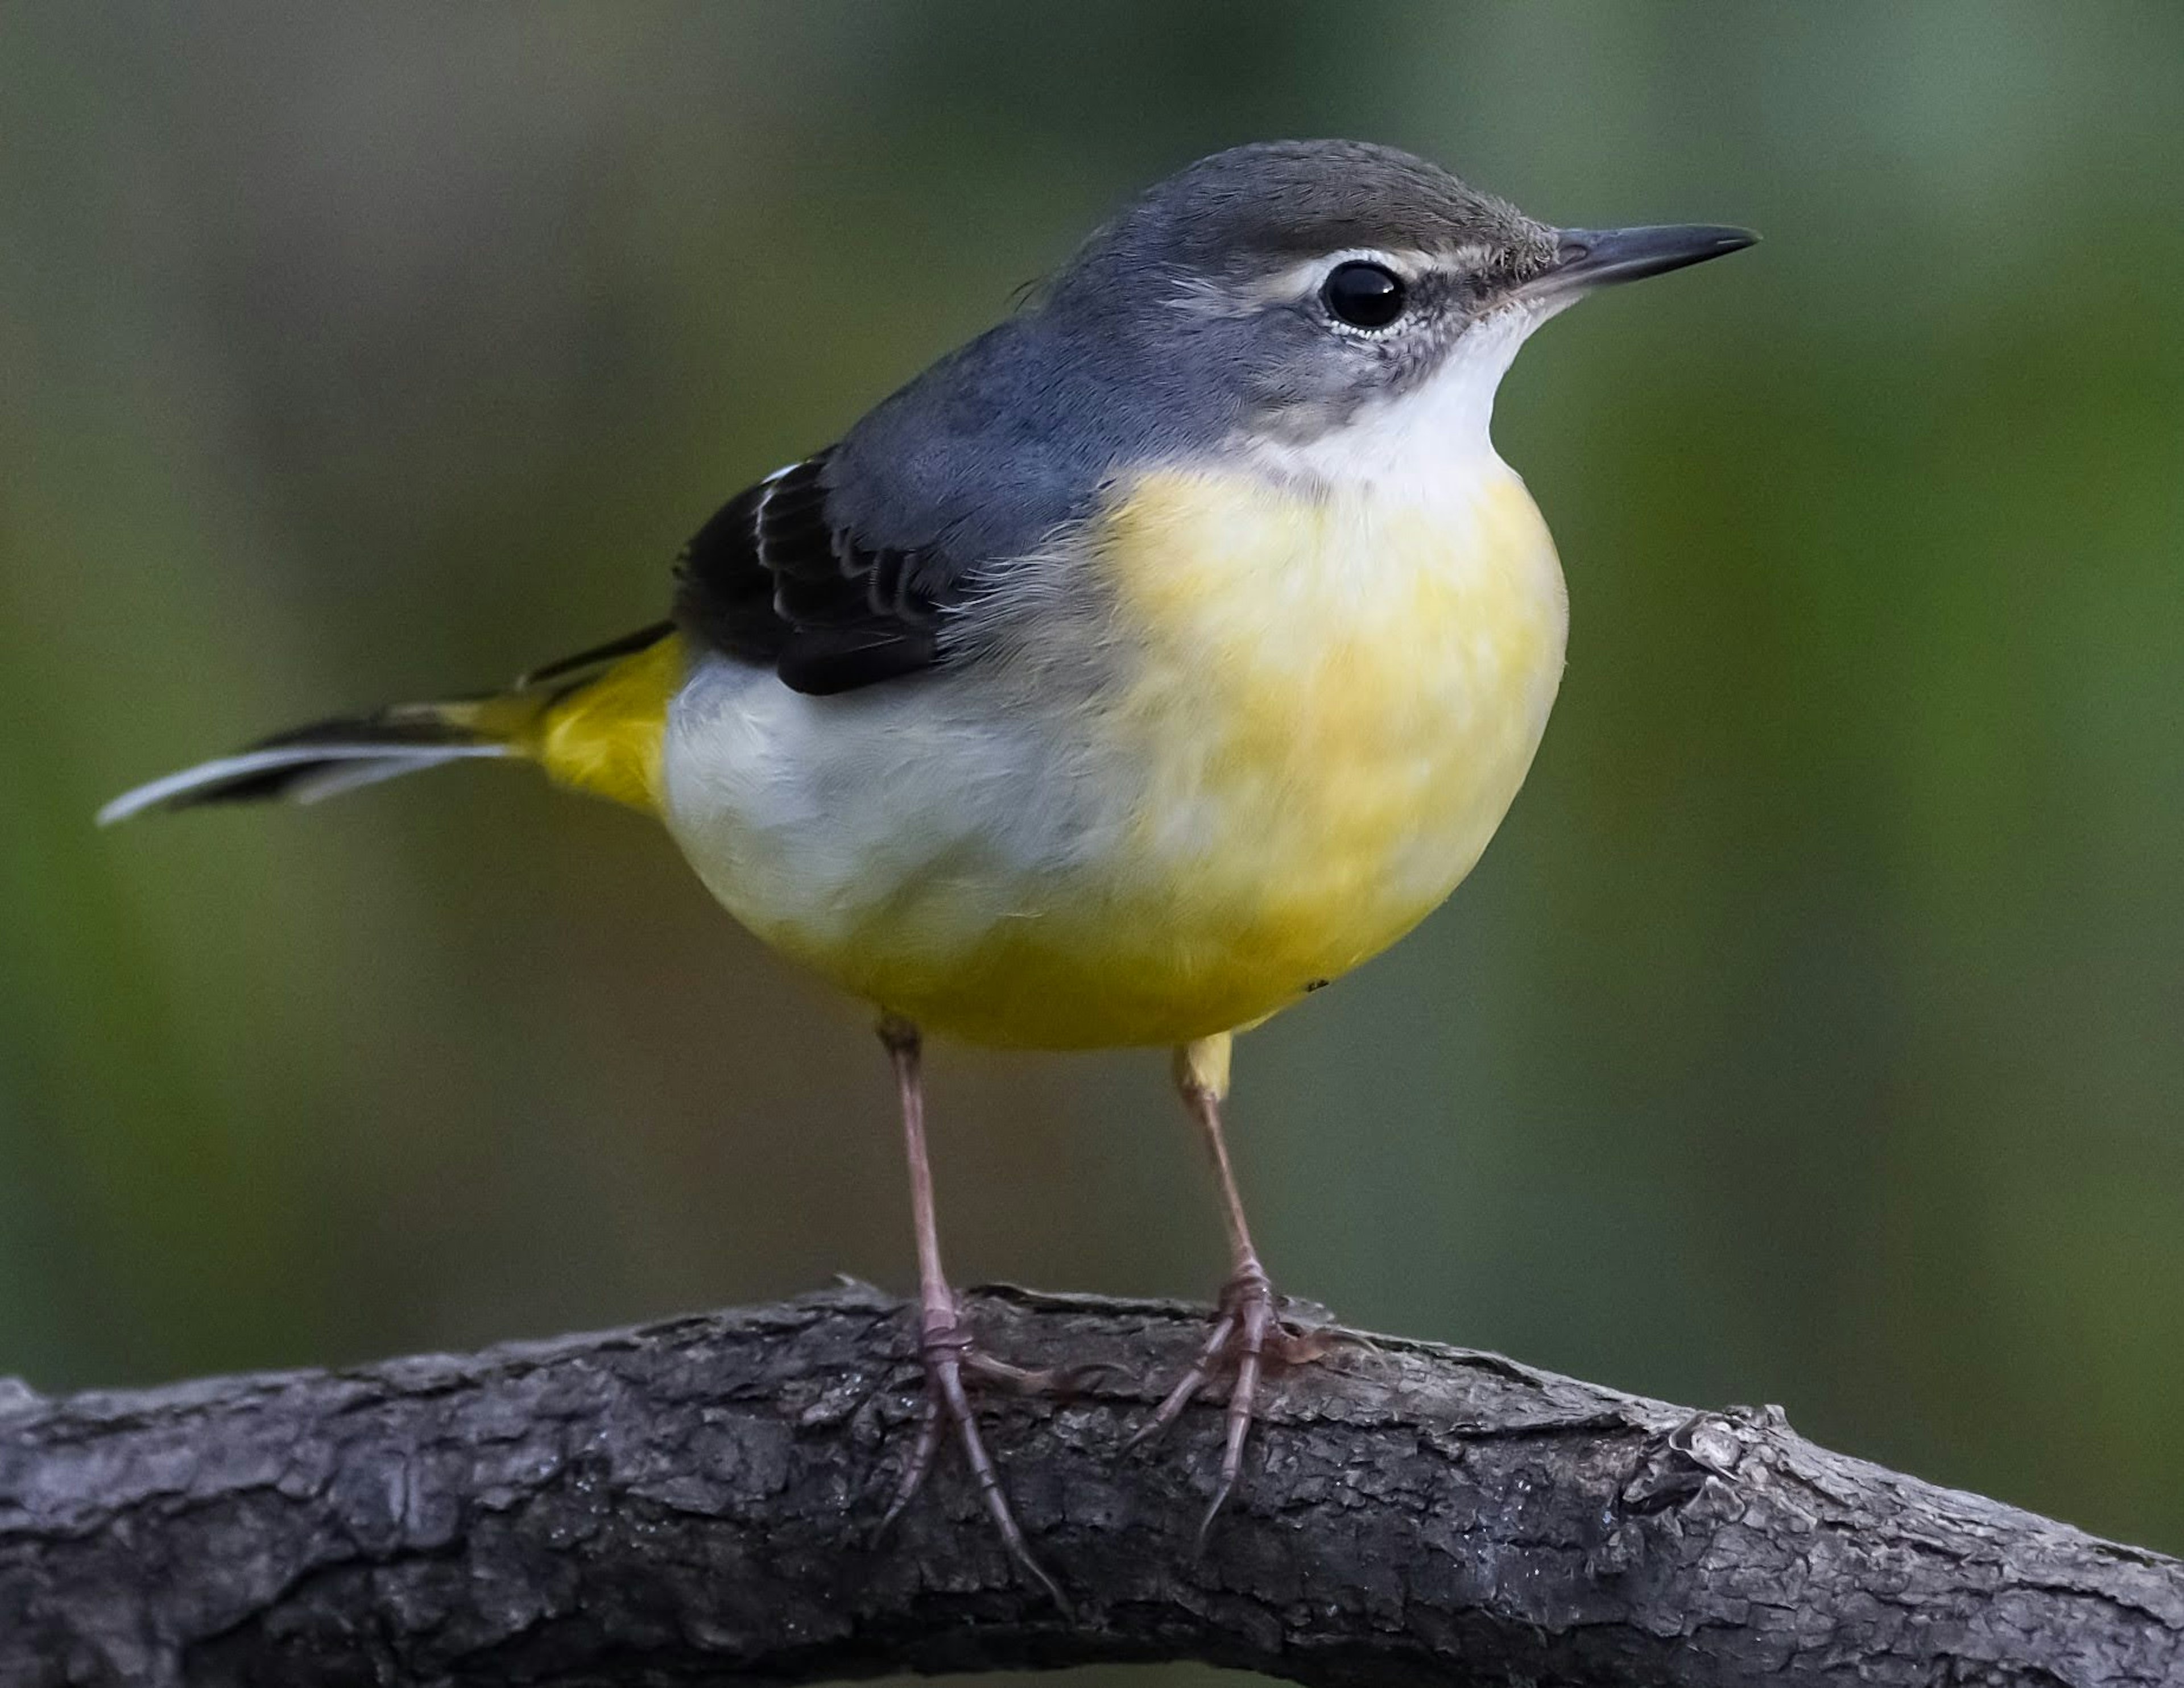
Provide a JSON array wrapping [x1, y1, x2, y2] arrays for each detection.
[[1322, 260, 1407, 330]]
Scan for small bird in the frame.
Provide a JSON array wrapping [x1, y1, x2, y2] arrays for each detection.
[[104, 140, 1752, 1592]]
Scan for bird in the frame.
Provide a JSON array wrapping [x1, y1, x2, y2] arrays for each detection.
[[101, 139, 1754, 1595]]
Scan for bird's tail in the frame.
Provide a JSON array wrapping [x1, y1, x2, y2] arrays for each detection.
[[99, 622, 683, 825]]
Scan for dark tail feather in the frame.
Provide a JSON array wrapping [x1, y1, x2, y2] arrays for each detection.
[[100, 621, 679, 825], [97, 705, 511, 824]]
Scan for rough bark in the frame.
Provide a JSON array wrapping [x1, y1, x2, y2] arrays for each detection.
[[0, 1283, 2177, 1687]]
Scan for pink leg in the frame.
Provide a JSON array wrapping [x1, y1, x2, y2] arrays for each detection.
[[1130, 1033, 1324, 1546], [873, 1015, 1062, 1603]]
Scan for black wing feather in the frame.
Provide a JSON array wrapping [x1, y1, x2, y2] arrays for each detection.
[[674, 450, 955, 696], [514, 620, 677, 689]]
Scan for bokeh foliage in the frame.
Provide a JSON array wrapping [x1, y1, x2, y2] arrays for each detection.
[[3, 8, 2181, 1671]]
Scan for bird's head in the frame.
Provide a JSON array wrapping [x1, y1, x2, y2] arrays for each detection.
[[1039, 140, 1756, 482]]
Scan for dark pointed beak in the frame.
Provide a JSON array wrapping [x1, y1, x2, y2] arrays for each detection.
[[1527, 224, 1758, 297]]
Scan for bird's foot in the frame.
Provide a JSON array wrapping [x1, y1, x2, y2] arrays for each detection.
[[1125, 1260, 1332, 1547], [878, 1294, 1072, 1604]]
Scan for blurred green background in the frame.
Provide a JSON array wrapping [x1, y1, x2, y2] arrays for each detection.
[[4, 0, 2181, 1648]]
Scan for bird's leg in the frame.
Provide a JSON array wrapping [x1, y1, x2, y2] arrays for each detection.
[[1129, 1032, 1326, 1545], [872, 1015, 1062, 1603]]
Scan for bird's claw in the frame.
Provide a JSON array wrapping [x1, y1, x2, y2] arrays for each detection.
[[1126, 1264, 1329, 1549], [876, 1304, 1066, 1606]]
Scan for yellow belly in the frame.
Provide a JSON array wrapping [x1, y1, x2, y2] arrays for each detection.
[[838, 462, 1568, 1048]]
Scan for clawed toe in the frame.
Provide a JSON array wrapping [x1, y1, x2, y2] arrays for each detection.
[[1127, 1264, 1327, 1547], [963, 1350, 1118, 1396], [876, 1309, 1065, 1606]]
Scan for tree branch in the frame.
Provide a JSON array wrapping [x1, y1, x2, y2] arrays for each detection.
[[1, 1283, 2178, 1686]]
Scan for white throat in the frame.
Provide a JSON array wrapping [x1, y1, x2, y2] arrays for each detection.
[[1248, 303, 1553, 500]]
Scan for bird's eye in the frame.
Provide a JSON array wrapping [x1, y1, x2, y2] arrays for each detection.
[[1322, 260, 1407, 330]]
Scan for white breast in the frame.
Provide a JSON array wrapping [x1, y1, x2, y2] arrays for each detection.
[[660, 649, 1115, 986]]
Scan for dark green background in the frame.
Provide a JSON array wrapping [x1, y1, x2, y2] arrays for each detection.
[[5, 2, 2181, 1669]]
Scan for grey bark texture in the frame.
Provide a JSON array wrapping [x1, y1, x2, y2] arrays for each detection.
[[0, 1282, 2178, 1687]]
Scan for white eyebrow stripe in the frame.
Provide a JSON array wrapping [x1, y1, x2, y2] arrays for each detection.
[[1264, 247, 1434, 297], [1165, 247, 1445, 318]]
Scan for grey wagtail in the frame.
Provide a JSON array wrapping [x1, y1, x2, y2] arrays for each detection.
[[104, 140, 1753, 1592]]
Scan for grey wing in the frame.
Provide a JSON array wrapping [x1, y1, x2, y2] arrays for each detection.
[[674, 313, 1167, 695]]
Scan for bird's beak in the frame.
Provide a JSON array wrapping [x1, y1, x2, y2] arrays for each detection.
[[1524, 224, 1758, 299]]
